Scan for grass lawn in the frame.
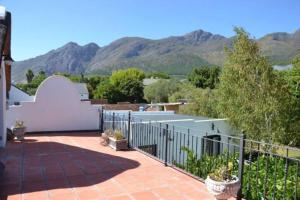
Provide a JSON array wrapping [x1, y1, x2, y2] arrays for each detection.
[[276, 148, 300, 159]]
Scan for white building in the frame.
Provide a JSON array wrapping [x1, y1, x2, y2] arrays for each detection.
[[7, 76, 100, 132], [8, 82, 89, 106]]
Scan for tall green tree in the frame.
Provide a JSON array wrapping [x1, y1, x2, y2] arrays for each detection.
[[17, 70, 47, 95], [94, 68, 145, 103], [144, 79, 180, 103], [87, 76, 108, 99], [278, 55, 300, 146], [217, 28, 294, 143], [26, 69, 34, 83], [188, 66, 220, 89], [169, 83, 219, 118]]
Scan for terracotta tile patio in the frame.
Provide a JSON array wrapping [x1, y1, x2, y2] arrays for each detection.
[[0, 133, 218, 200]]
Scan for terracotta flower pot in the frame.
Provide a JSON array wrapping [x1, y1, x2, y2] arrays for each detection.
[[205, 175, 240, 200]]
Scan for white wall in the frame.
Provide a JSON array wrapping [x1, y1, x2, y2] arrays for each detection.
[[8, 85, 34, 105], [194, 119, 234, 136], [7, 75, 100, 132], [0, 60, 7, 147]]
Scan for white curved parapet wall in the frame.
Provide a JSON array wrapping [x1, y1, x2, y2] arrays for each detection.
[[7, 75, 100, 132]]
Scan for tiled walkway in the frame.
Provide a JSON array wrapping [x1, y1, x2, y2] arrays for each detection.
[[0, 133, 217, 200]]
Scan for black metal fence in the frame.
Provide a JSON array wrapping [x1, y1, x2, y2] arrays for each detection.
[[101, 110, 300, 200]]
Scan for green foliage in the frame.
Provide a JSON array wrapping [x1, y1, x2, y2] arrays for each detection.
[[178, 147, 300, 199], [170, 83, 219, 118], [176, 147, 239, 180], [86, 76, 108, 99], [144, 79, 181, 103], [243, 155, 300, 199], [187, 66, 221, 89], [17, 71, 47, 95], [14, 120, 25, 128], [209, 162, 234, 182], [94, 68, 145, 103], [110, 68, 145, 85], [217, 28, 294, 143], [54, 72, 85, 83], [277, 62, 300, 146], [292, 55, 300, 68], [114, 130, 124, 140], [94, 80, 122, 103], [145, 71, 170, 79], [26, 69, 34, 83]]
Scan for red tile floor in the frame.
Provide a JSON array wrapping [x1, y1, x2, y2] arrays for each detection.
[[0, 133, 222, 200]]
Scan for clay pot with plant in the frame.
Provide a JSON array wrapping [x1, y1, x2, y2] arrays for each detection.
[[205, 162, 240, 200], [100, 129, 113, 146], [108, 129, 128, 151], [12, 120, 26, 141]]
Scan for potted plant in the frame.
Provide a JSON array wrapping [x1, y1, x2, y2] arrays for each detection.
[[100, 129, 113, 146], [108, 129, 128, 151], [12, 120, 26, 141], [205, 162, 240, 200]]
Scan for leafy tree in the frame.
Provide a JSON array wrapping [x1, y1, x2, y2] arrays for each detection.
[[87, 76, 108, 99], [217, 27, 295, 144], [39, 70, 46, 76], [26, 69, 34, 83], [169, 83, 219, 118], [17, 71, 47, 95], [144, 79, 180, 103], [94, 80, 124, 103], [278, 55, 300, 146], [187, 66, 220, 89], [95, 68, 145, 103]]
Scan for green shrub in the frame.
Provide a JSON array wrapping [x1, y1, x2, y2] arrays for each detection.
[[114, 130, 124, 140], [176, 147, 300, 199]]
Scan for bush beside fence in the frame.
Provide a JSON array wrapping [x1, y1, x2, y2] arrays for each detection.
[[101, 110, 300, 200]]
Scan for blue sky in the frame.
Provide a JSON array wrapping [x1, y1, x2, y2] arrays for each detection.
[[1, 0, 300, 61]]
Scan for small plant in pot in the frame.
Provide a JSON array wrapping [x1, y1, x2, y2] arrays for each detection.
[[108, 129, 128, 151], [205, 162, 240, 200], [100, 129, 114, 146], [12, 120, 26, 141]]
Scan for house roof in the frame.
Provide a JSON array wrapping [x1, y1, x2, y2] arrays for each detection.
[[143, 78, 160, 86], [11, 83, 32, 96], [74, 83, 88, 94]]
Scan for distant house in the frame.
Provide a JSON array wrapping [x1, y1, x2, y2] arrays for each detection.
[[8, 84, 34, 105], [273, 64, 293, 71], [143, 78, 159, 86], [74, 83, 89, 100]]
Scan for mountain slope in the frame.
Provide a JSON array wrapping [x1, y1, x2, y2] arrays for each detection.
[[12, 42, 100, 82], [12, 29, 300, 82], [87, 30, 229, 74], [258, 29, 300, 63]]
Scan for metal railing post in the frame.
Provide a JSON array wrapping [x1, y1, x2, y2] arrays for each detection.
[[164, 124, 169, 166], [128, 111, 131, 148], [100, 108, 104, 133], [112, 112, 115, 130], [237, 134, 246, 200]]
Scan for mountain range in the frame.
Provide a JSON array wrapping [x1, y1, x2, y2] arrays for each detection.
[[12, 28, 300, 82]]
